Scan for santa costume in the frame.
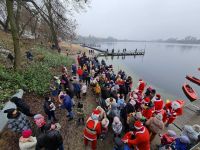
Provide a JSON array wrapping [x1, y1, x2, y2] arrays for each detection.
[[163, 100, 184, 126], [122, 121, 150, 150], [142, 97, 154, 120], [84, 109, 102, 150], [137, 79, 146, 94], [153, 94, 164, 114]]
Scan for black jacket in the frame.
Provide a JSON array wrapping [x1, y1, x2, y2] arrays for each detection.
[[36, 130, 63, 150], [11, 97, 30, 115]]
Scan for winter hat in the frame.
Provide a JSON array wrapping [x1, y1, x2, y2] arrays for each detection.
[[180, 135, 191, 144], [34, 114, 46, 128], [129, 99, 136, 106], [172, 101, 181, 110], [156, 94, 161, 99], [135, 112, 142, 119], [134, 121, 143, 130], [4, 108, 16, 119], [91, 109, 100, 118], [167, 130, 177, 137], [22, 129, 32, 138], [192, 124, 200, 133], [113, 116, 121, 124], [139, 79, 143, 82], [143, 97, 150, 104], [101, 118, 109, 128], [155, 113, 163, 121]]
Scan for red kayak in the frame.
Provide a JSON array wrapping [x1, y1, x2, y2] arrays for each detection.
[[186, 75, 200, 86], [182, 83, 198, 101]]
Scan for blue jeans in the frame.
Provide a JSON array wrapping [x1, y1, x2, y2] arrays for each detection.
[[124, 144, 133, 150], [58, 144, 64, 150], [67, 110, 74, 118]]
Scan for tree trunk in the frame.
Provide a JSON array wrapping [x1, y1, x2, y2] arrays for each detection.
[[45, 0, 60, 52], [6, 0, 21, 70]]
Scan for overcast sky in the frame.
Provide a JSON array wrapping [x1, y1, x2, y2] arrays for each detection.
[[75, 0, 200, 40]]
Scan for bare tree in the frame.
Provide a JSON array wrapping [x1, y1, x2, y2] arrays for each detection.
[[0, 0, 9, 32], [6, 0, 21, 70]]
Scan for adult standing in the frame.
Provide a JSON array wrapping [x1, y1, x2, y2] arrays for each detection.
[[84, 110, 102, 150], [122, 121, 150, 150]]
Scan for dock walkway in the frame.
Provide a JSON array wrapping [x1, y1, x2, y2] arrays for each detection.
[[81, 45, 145, 56]]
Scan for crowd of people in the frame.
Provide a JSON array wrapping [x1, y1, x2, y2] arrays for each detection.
[[3, 51, 200, 150]]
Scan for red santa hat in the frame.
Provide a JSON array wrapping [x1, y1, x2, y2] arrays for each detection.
[[143, 97, 150, 104], [92, 109, 101, 117], [139, 79, 143, 82], [156, 94, 161, 99], [134, 121, 143, 130]]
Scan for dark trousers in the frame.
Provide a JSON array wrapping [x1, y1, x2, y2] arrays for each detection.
[[47, 111, 56, 121], [86, 77, 90, 85], [76, 91, 81, 99]]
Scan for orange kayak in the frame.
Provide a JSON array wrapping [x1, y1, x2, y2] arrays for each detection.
[[186, 75, 200, 86], [182, 83, 198, 101]]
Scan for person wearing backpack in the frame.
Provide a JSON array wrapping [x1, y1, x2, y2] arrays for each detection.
[[43, 96, 58, 122], [84, 109, 102, 150]]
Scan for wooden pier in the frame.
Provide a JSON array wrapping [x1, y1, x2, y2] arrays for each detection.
[[97, 51, 145, 57], [81, 44, 145, 56]]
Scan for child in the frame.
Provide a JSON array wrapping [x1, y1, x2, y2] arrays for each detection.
[[43, 96, 57, 122], [77, 102, 85, 125], [19, 129, 37, 150], [81, 83, 87, 97], [100, 117, 109, 140]]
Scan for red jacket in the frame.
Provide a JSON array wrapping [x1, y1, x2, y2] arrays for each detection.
[[84, 117, 101, 141], [154, 99, 164, 113], [142, 107, 153, 119], [77, 69, 83, 76], [123, 127, 150, 150]]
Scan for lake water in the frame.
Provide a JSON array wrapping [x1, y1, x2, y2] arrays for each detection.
[[96, 42, 200, 102]]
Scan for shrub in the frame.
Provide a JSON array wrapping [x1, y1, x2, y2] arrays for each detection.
[[0, 46, 74, 109]]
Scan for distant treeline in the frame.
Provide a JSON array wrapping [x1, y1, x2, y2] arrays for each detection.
[[154, 36, 200, 44], [74, 35, 200, 45], [74, 35, 118, 44]]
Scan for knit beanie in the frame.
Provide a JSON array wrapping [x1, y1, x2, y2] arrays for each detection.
[[22, 129, 32, 138]]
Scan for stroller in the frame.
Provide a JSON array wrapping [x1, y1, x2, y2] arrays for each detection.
[[158, 130, 177, 150]]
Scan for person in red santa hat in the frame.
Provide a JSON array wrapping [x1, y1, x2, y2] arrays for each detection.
[[137, 79, 146, 94], [163, 100, 184, 127], [142, 97, 154, 120], [153, 94, 164, 114], [122, 120, 150, 150], [84, 109, 102, 150]]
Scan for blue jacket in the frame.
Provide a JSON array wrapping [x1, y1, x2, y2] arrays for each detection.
[[73, 83, 81, 92], [62, 95, 72, 111]]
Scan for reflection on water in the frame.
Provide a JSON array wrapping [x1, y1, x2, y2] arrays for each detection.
[[98, 42, 200, 101]]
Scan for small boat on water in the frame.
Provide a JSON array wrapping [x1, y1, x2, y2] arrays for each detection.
[[182, 83, 198, 101], [186, 75, 200, 86]]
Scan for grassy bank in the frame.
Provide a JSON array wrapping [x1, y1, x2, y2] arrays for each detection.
[[0, 46, 74, 109]]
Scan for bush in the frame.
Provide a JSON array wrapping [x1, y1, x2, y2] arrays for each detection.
[[0, 46, 74, 108]]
